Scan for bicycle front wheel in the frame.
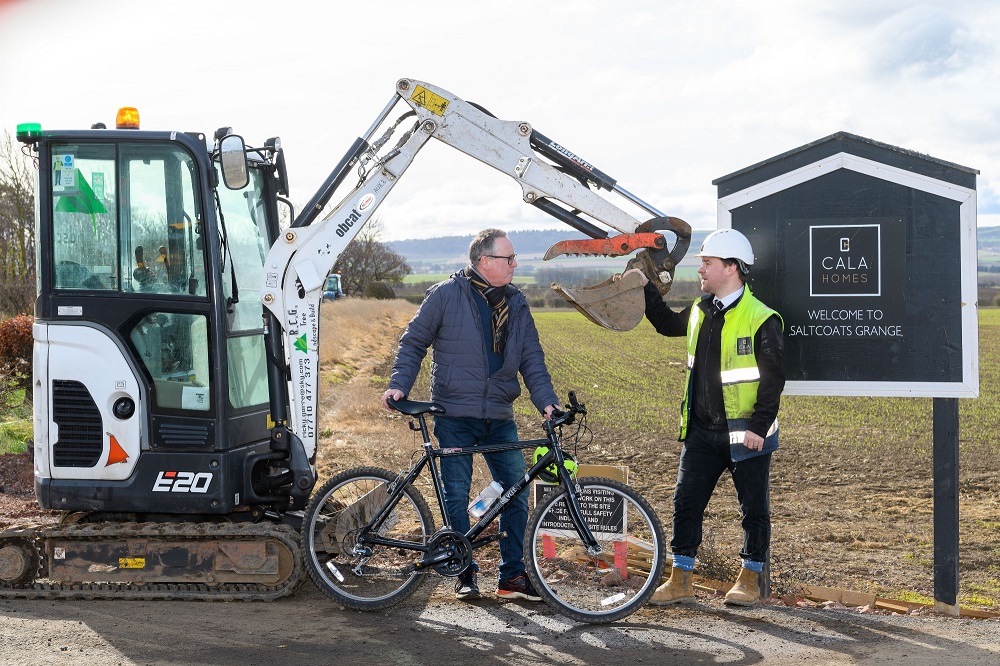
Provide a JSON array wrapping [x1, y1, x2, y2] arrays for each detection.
[[302, 466, 435, 610], [526, 477, 666, 623]]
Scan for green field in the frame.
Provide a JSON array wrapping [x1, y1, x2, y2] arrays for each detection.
[[402, 273, 451, 284], [4, 308, 994, 453], [526, 308, 998, 447]]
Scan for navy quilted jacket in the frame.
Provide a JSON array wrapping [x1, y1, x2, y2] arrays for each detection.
[[388, 270, 558, 419]]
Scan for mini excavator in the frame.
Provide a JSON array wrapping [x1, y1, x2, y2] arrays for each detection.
[[2, 79, 688, 599]]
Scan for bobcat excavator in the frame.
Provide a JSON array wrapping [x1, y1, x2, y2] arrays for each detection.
[[1, 78, 689, 600]]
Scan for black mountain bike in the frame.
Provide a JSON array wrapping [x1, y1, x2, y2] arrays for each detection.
[[301, 393, 666, 623]]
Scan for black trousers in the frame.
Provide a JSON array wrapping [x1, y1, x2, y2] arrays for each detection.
[[671, 420, 772, 563]]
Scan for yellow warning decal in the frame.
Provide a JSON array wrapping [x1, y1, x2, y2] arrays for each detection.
[[119, 557, 146, 569], [410, 86, 449, 116]]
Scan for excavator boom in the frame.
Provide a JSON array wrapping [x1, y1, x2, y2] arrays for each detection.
[[260, 78, 689, 463]]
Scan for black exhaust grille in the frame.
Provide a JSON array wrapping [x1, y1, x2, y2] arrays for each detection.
[[52, 379, 103, 467]]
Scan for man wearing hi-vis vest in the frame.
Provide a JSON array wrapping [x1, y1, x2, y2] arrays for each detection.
[[626, 228, 785, 607]]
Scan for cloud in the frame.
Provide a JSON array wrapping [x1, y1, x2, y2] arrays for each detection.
[[4, 0, 999, 239], [869, 6, 981, 78]]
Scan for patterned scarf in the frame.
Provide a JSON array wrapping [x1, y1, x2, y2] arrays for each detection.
[[466, 267, 509, 354]]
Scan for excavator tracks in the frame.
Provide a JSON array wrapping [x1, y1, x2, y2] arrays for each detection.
[[0, 521, 304, 601]]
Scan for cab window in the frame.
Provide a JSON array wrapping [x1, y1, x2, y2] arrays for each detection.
[[130, 312, 211, 411], [216, 168, 273, 409], [50, 142, 207, 296], [51, 145, 117, 290]]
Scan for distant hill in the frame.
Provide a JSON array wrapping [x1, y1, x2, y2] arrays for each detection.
[[389, 228, 711, 274], [979, 225, 1000, 249], [391, 226, 1000, 275]]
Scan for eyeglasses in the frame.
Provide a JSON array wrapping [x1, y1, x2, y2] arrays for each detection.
[[484, 254, 517, 266]]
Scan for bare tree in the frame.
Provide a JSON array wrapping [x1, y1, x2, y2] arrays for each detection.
[[333, 219, 411, 296], [0, 131, 36, 316]]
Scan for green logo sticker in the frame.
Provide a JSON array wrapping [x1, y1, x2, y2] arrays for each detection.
[[294, 334, 308, 353]]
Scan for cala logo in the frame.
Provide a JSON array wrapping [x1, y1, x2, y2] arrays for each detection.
[[809, 224, 881, 297], [358, 193, 375, 211]]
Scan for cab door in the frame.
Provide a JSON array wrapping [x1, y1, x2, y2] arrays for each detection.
[[36, 137, 217, 482]]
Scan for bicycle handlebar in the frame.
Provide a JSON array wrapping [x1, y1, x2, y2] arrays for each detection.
[[548, 393, 587, 429]]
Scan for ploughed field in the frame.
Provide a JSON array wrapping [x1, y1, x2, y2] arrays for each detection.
[[320, 300, 1000, 612], [2, 299, 998, 612]]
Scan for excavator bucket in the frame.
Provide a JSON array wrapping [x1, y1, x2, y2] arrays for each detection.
[[553, 270, 646, 332], [549, 216, 692, 332]]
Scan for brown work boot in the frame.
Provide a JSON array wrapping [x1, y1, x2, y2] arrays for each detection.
[[724, 567, 761, 606], [649, 566, 695, 605]]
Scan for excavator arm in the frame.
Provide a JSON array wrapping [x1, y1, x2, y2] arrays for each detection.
[[259, 78, 688, 461]]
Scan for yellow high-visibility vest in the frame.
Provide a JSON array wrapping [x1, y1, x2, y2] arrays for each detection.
[[681, 286, 782, 460]]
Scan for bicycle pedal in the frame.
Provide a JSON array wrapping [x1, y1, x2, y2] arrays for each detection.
[[472, 531, 506, 547]]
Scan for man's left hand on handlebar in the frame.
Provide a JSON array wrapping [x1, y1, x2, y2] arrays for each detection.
[[543, 404, 560, 421]]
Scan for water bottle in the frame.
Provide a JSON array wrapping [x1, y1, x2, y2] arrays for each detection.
[[468, 480, 503, 518]]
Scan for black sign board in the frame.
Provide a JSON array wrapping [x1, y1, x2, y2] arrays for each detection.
[[714, 133, 978, 397], [533, 482, 625, 538], [714, 132, 979, 614]]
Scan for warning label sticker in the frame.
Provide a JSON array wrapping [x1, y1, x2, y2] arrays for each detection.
[[410, 85, 449, 116]]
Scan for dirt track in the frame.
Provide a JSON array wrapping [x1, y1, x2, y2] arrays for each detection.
[[1, 581, 998, 665], [4, 449, 1000, 665]]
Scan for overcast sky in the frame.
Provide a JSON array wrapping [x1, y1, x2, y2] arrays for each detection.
[[1, 0, 997, 240]]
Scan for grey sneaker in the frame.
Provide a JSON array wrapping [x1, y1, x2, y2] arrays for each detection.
[[455, 567, 481, 600]]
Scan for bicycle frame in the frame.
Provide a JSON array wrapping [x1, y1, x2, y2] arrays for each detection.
[[357, 412, 601, 571]]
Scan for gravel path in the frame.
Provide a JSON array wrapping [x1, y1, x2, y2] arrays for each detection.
[[1, 580, 998, 665]]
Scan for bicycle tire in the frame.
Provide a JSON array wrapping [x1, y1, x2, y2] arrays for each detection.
[[525, 476, 666, 623], [302, 466, 435, 610]]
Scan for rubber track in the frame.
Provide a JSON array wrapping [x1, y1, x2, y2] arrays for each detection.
[[0, 521, 304, 601]]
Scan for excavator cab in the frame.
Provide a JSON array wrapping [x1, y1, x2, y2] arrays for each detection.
[[20, 116, 295, 517]]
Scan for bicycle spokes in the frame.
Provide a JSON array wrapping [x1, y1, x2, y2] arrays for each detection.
[[303, 468, 435, 610], [526, 478, 666, 623]]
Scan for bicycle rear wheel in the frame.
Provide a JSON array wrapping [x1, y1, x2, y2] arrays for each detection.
[[526, 477, 666, 623], [302, 466, 434, 610]]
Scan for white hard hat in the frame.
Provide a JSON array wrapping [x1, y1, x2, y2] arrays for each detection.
[[695, 228, 755, 266]]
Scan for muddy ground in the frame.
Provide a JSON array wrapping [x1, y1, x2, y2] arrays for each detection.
[[0, 560, 999, 666], [4, 439, 997, 607], [5, 416, 1000, 665], [3, 298, 999, 663]]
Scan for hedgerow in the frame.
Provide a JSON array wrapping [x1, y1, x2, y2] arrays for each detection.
[[0, 314, 33, 394]]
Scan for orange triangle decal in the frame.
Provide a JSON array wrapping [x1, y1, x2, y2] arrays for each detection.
[[107, 434, 129, 466]]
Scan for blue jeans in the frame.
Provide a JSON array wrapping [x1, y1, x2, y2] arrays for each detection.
[[433, 415, 527, 581], [672, 420, 772, 563]]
